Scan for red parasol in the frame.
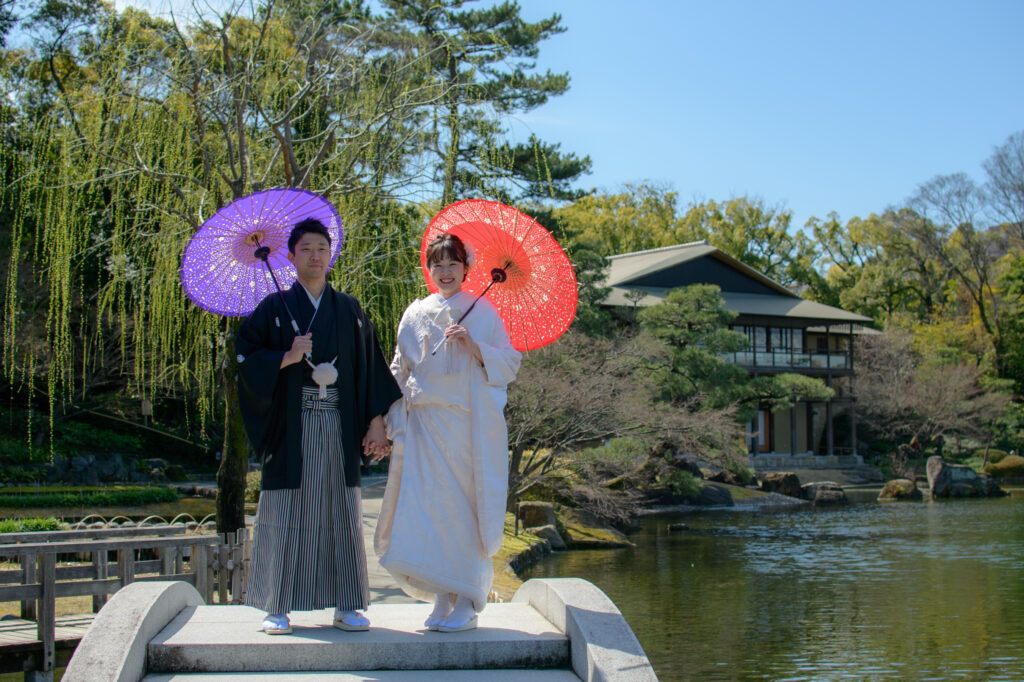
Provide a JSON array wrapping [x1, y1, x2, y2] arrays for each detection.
[[420, 199, 577, 351]]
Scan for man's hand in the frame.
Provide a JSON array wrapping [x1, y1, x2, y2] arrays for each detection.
[[362, 415, 390, 462], [281, 333, 312, 368]]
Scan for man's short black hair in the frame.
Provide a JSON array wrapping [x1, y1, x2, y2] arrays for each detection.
[[288, 218, 332, 253]]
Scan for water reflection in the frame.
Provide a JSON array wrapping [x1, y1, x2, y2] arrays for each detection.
[[520, 490, 1024, 680]]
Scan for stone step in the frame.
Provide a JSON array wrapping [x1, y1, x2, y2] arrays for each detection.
[[147, 603, 570, 674], [143, 671, 580, 681]]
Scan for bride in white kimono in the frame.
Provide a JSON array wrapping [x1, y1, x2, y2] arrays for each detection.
[[375, 233, 521, 632]]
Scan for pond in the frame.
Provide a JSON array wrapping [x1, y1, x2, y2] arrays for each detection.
[[520, 488, 1024, 681]]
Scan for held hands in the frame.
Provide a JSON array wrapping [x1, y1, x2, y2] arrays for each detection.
[[362, 415, 390, 463], [281, 333, 312, 368]]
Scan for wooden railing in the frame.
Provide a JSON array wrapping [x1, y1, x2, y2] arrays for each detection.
[[0, 526, 250, 677]]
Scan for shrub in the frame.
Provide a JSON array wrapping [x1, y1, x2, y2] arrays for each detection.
[[984, 454, 1024, 478], [245, 471, 261, 503], [576, 438, 647, 469], [53, 421, 144, 455], [0, 517, 67, 533], [975, 448, 1008, 464], [727, 462, 755, 485], [0, 486, 179, 508], [165, 464, 189, 482], [0, 438, 34, 465], [0, 466, 43, 485], [661, 470, 702, 500]]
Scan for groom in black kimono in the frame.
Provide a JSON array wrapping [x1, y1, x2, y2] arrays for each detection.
[[236, 217, 401, 634]]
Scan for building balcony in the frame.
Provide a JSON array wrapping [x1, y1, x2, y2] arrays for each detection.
[[728, 349, 852, 371]]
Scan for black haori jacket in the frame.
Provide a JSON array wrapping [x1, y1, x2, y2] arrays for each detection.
[[235, 282, 401, 490]]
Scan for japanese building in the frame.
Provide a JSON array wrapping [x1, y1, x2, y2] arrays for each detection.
[[603, 241, 874, 468]]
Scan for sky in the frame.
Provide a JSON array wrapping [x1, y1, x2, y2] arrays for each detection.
[[113, 0, 1024, 230], [507, 0, 1024, 228]]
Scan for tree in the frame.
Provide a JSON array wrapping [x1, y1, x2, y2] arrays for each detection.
[[997, 253, 1024, 395], [552, 182, 693, 256], [381, 0, 589, 203], [554, 188, 817, 288], [984, 129, 1024, 240], [0, 0, 17, 47], [637, 284, 833, 417], [806, 210, 947, 323], [677, 198, 817, 288], [908, 174, 1014, 374], [855, 330, 1011, 473], [1, 1, 438, 532], [504, 329, 743, 521]]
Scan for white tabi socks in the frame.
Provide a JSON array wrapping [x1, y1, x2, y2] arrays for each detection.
[[437, 594, 478, 632], [425, 592, 454, 630]]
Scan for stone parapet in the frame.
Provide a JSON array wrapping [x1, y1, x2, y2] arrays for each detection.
[[513, 578, 657, 681]]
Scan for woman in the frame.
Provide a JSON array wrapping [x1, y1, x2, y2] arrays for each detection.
[[375, 233, 521, 632]]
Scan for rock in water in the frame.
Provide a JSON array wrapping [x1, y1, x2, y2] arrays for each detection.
[[926, 456, 1007, 499], [878, 479, 923, 501], [801, 481, 848, 506], [760, 471, 802, 498]]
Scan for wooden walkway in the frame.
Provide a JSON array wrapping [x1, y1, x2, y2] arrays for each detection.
[[0, 614, 95, 673]]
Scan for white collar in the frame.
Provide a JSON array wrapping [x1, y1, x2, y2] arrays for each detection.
[[299, 283, 325, 310]]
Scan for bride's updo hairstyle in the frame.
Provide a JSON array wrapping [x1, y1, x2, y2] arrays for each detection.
[[425, 234, 473, 280]]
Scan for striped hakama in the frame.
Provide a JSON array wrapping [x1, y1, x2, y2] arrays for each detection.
[[245, 387, 369, 614]]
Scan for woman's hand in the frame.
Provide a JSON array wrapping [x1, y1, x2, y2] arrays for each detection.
[[445, 324, 483, 365]]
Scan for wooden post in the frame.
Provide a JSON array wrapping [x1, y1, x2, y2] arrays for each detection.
[[20, 554, 37, 620], [117, 548, 135, 590], [193, 544, 210, 602], [230, 543, 243, 604], [160, 546, 175, 576], [790, 405, 798, 456], [238, 527, 251, 605], [92, 549, 109, 612], [217, 533, 231, 605], [37, 553, 56, 674], [826, 375, 835, 456]]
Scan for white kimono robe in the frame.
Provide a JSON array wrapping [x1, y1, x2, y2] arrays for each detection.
[[375, 291, 521, 611]]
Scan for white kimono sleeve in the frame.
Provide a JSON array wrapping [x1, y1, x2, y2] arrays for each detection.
[[469, 301, 522, 556]]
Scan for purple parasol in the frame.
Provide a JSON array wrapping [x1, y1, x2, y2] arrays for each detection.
[[180, 188, 343, 317]]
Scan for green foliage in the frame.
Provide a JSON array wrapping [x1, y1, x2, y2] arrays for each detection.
[[165, 464, 188, 482], [661, 470, 702, 499], [751, 373, 835, 412], [984, 454, 1024, 478], [638, 284, 832, 416], [726, 462, 755, 485], [975, 448, 1009, 464], [0, 485, 179, 508], [0, 517, 67, 533], [382, 0, 587, 203], [245, 470, 261, 503], [638, 284, 748, 408], [576, 437, 647, 469], [554, 189, 816, 288], [996, 253, 1024, 395], [0, 437, 34, 465], [52, 421, 144, 454]]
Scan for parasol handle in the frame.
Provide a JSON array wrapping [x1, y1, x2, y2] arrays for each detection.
[[430, 267, 507, 355], [253, 240, 302, 337]]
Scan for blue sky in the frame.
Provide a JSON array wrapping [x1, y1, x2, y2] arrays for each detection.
[[510, 0, 1024, 228], [112, 0, 1024, 229]]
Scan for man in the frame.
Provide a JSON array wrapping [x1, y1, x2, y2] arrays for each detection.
[[236, 217, 401, 634]]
